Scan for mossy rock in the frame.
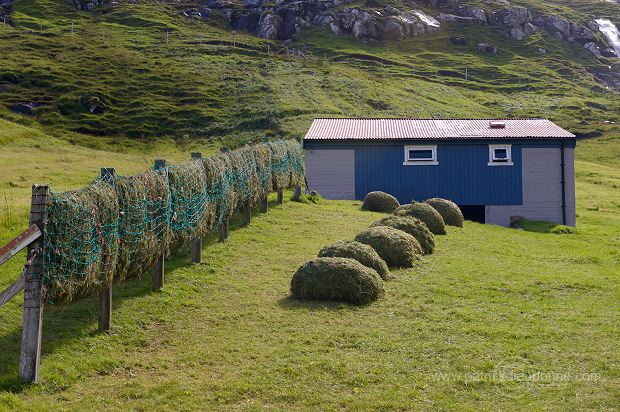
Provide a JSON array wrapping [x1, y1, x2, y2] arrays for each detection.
[[395, 202, 446, 235], [369, 215, 435, 255], [318, 240, 390, 280], [355, 226, 421, 268], [290, 257, 384, 305], [361, 191, 400, 213], [425, 198, 464, 228]]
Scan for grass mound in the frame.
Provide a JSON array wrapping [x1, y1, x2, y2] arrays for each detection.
[[290, 257, 384, 305], [355, 226, 421, 268], [424, 198, 464, 228], [361, 191, 400, 213], [318, 240, 390, 280], [369, 215, 435, 255], [395, 202, 447, 235]]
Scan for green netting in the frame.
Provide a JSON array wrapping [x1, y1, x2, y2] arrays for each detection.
[[43, 140, 303, 305], [44, 179, 119, 304], [115, 169, 172, 282]]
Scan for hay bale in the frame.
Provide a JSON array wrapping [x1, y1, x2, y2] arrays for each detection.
[[361, 191, 400, 213], [318, 240, 390, 280], [267, 140, 304, 190], [115, 170, 172, 282], [355, 226, 421, 268], [290, 257, 384, 305], [395, 202, 446, 235], [43, 179, 119, 305], [369, 215, 435, 255], [425, 198, 464, 227], [167, 160, 211, 245]]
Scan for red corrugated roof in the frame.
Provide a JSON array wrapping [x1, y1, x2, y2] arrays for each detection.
[[304, 118, 575, 140]]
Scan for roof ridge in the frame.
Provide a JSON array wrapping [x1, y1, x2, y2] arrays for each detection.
[[311, 118, 548, 121]]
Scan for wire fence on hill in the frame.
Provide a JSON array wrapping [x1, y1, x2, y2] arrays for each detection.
[[42, 140, 304, 305]]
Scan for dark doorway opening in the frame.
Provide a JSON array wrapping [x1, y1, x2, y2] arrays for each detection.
[[459, 205, 485, 223]]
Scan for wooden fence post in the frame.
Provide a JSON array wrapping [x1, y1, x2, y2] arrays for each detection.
[[19, 184, 48, 384], [242, 203, 251, 226], [98, 168, 115, 332], [277, 189, 283, 205], [153, 159, 166, 291], [292, 185, 302, 202], [190, 153, 202, 264], [218, 219, 228, 242], [260, 195, 268, 213]]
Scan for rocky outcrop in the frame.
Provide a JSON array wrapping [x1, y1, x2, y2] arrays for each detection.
[[489, 6, 531, 28], [584, 42, 602, 58], [476, 42, 498, 54], [257, 12, 282, 39], [1, 0, 13, 23], [72, 0, 106, 11], [351, 10, 379, 39], [9, 103, 37, 116]]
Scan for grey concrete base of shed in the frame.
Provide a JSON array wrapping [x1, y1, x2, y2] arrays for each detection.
[[485, 205, 576, 227]]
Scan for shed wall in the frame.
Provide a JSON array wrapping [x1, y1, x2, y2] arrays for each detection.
[[354, 144, 523, 205], [485, 147, 576, 226], [304, 148, 355, 199]]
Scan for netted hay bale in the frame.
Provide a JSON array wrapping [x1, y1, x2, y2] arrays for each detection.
[[43, 179, 119, 305], [115, 170, 172, 282], [369, 215, 435, 255], [424, 198, 464, 227], [290, 257, 384, 305], [167, 160, 211, 245], [355, 226, 421, 268], [318, 240, 390, 280], [252, 144, 273, 197], [223, 146, 258, 209], [268, 140, 304, 190], [285, 140, 304, 187], [361, 191, 400, 213], [202, 155, 233, 226], [395, 202, 446, 235]]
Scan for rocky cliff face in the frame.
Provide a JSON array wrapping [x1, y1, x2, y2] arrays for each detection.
[[22, 0, 614, 60], [196, 0, 614, 60]]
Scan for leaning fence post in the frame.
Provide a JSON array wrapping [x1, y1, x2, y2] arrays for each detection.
[[19, 184, 48, 384], [98, 168, 115, 332], [190, 152, 202, 264], [277, 189, 284, 205], [153, 159, 166, 290]]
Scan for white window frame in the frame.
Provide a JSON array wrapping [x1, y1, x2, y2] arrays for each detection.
[[488, 144, 513, 166], [403, 145, 438, 166]]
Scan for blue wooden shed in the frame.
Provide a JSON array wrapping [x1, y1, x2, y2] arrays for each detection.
[[303, 118, 576, 227]]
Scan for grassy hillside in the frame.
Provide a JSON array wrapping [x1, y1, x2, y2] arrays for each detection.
[[1, 0, 618, 146]]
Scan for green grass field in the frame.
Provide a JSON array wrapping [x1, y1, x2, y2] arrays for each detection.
[[0, 120, 618, 410]]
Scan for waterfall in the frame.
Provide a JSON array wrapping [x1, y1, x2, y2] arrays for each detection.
[[595, 18, 620, 58]]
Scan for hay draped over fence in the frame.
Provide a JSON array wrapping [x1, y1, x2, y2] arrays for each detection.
[[43, 140, 304, 305]]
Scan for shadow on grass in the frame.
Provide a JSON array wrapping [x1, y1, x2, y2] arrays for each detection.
[[517, 219, 575, 234], [0, 274, 155, 393], [0, 196, 292, 392], [277, 295, 362, 311]]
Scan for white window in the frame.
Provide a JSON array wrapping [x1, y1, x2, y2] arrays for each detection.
[[488, 144, 513, 166], [403, 145, 438, 166]]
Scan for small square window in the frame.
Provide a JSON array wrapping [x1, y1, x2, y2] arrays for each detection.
[[404, 145, 438, 165], [488, 145, 513, 166]]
